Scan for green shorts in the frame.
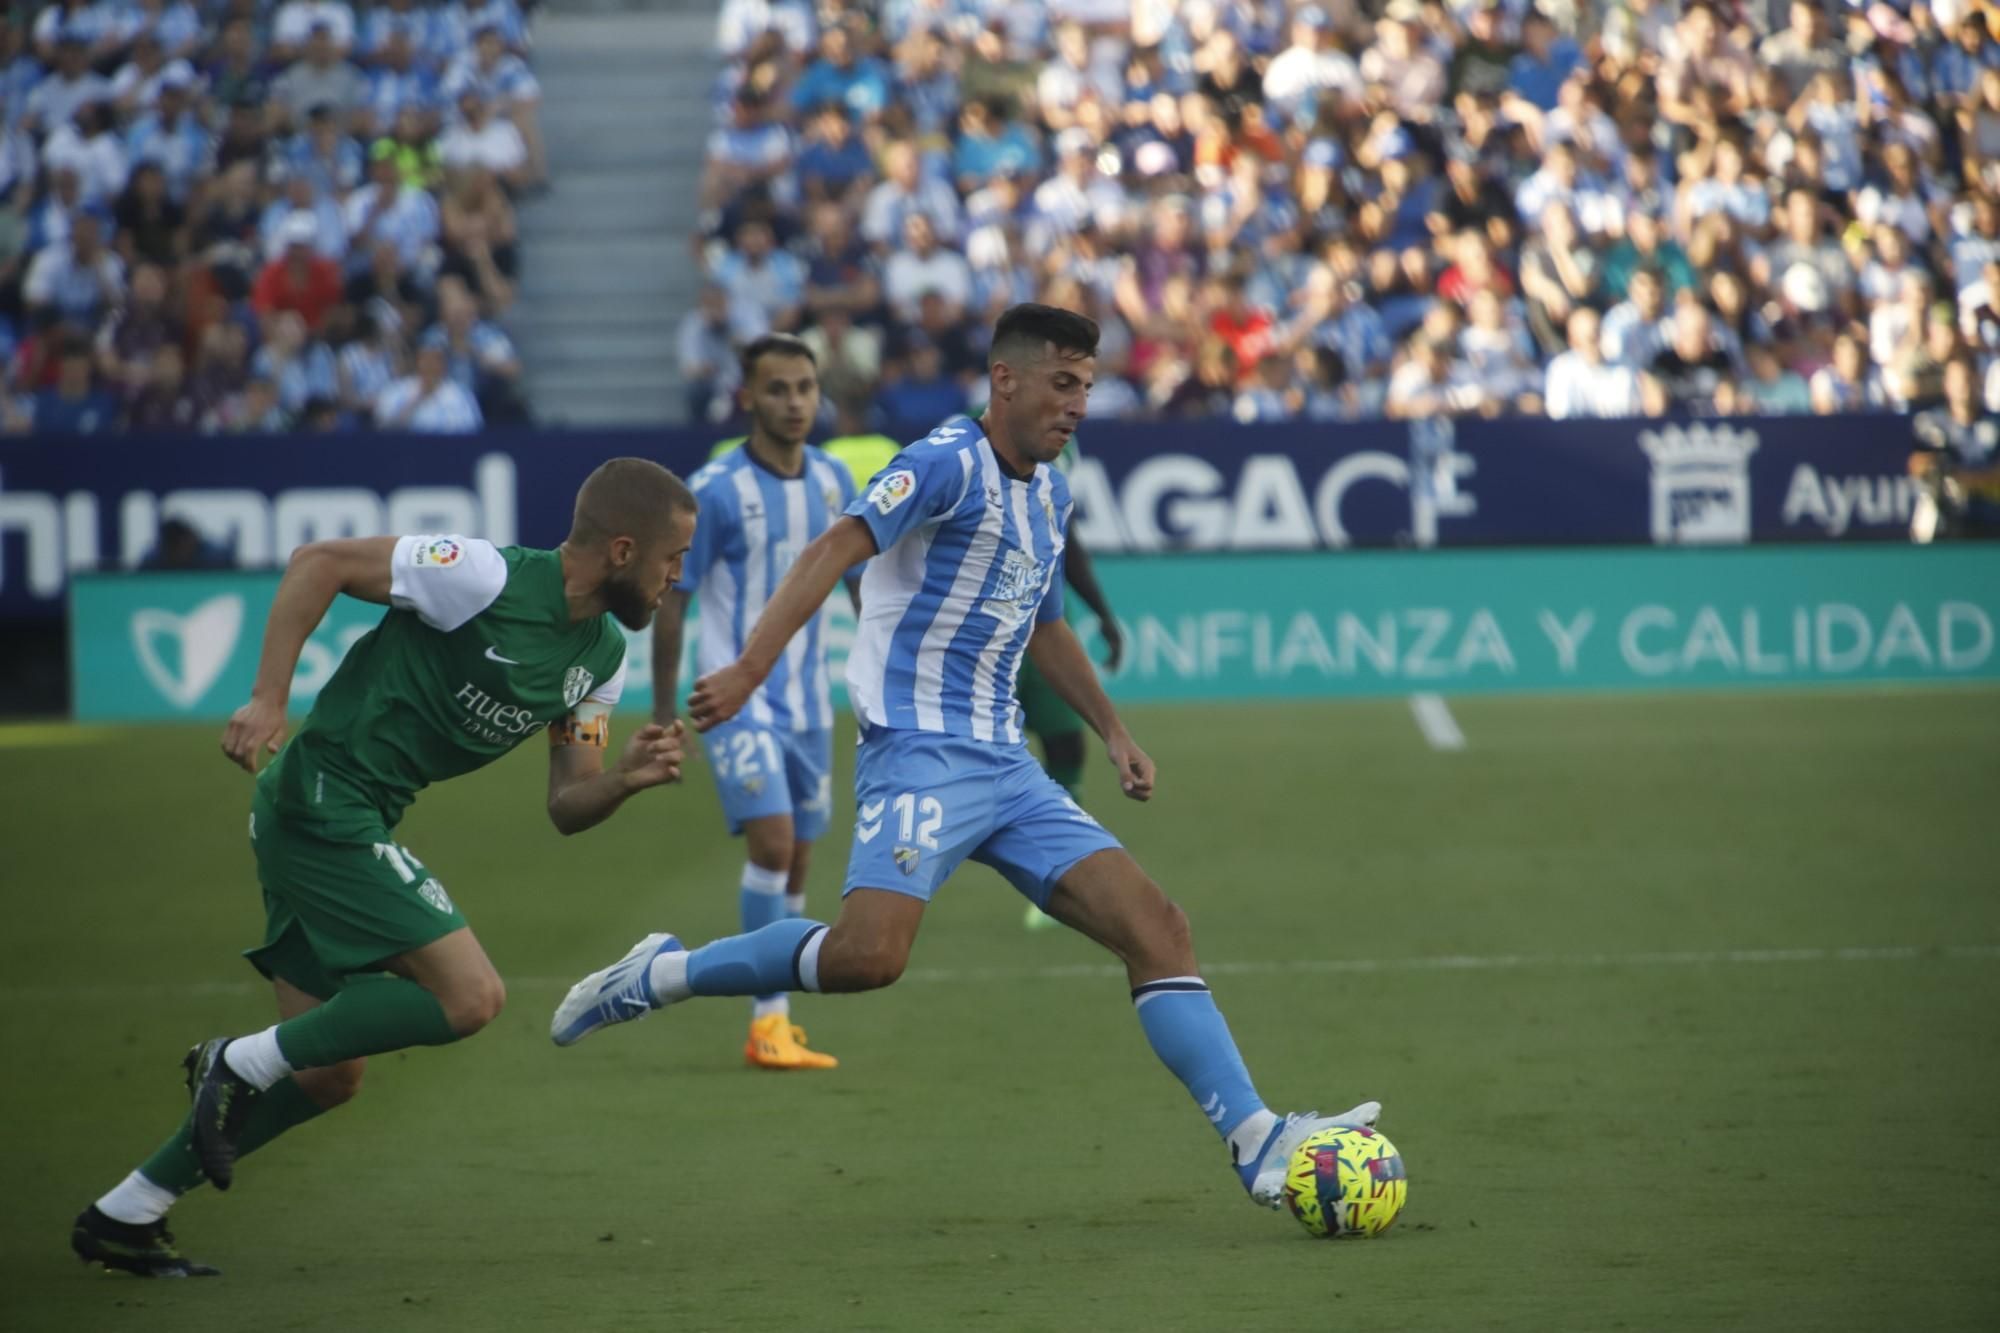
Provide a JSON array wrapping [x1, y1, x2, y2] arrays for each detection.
[[1015, 655, 1083, 740], [244, 787, 467, 1000]]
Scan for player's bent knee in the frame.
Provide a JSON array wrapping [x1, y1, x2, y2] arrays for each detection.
[[442, 970, 507, 1036], [829, 952, 904, 992], [1130, 887, 1194, 972], [818, 937, 907, 993], [296, 1058, 365, 1109]]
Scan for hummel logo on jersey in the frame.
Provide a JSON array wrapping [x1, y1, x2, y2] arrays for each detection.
[[855, 800, 885, 843], [1202, 1093, 1226, 1125], [484, 646, 520, 665], [984, 485, 1002, 507]]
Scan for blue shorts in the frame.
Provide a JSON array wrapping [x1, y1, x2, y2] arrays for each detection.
[[702, 720, 834, 843], [842, 728, 1123, 909]]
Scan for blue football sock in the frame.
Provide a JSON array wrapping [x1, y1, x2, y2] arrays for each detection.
[[738, 863, 789, 1006], [685, 919, 827, 997], [1132, 977, 1267, 1144]]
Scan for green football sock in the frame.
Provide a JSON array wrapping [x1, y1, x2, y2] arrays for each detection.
[[137, 1078, 328, 1195], [273, 973, 459, 1069]]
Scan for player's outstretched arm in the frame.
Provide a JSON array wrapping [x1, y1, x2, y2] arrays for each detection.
[[221, 536, 398, 772], [546, 715, 685, 835], [1026, 618, 1154, 801], [688, 515, 878, 731]]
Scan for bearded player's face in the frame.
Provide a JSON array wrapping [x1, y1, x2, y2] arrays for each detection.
[[606, 513, 693, 630]]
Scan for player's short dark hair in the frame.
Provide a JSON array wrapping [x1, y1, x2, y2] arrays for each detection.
[[739, 332, 817, 383], [989, 302, 1099, 367], [570, 457, 697, 549]]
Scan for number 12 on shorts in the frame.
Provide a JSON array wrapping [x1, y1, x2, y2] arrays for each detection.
[[893, 793, 943, 849]]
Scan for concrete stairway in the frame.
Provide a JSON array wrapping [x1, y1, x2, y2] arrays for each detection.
[[512, 2, 718, 426]]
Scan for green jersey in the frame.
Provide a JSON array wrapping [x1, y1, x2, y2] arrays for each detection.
[[259, 537, 628, 843]]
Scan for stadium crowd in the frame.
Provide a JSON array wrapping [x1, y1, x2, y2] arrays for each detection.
[[0, 0, 541, 435], [685, 0, 2000, 435]]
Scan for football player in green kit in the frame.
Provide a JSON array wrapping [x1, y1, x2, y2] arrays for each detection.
[[71, 457, 697, 1277]]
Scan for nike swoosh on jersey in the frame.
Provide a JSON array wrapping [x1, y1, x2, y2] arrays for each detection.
[[484, 646, 521, 665]]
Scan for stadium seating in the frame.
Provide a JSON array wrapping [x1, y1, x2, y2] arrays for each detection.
[[2, 0, 539, 435], [691, 0, 2000, 432]]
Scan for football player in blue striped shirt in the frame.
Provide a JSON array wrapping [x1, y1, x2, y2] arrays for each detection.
[[557, 306, 1381, 1214], [651, 334, 856, 1069]]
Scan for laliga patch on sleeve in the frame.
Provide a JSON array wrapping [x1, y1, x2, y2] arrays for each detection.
[[869, 469, 917, 515], [412, 538, 463, 568]]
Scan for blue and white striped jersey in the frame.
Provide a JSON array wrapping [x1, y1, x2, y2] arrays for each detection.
[[682, 444, 858, 732], [844, 415, 1070, 745]]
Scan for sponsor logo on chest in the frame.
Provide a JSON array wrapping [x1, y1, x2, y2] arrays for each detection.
[[451, 658, 593, 745]]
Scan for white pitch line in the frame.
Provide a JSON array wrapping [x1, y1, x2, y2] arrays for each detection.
[[1408, 693, 1466, 751], [5, 945, 1994, 1002]]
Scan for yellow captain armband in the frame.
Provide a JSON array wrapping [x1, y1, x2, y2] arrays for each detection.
[[549, 700, 612, 749]]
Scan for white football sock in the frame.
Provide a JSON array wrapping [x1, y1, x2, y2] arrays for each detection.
[[752, 996, 790, 1020], [648, 950, 692, 1004], [742, 863, 788, 896], [1228, 1109, 1281, 1167], [222, 1026, 293, 1091], [96, 1170, 179, 1226], [783, 891, 806, 918]]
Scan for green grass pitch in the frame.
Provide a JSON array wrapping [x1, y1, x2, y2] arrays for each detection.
[[1, 691, 1996, 1332]]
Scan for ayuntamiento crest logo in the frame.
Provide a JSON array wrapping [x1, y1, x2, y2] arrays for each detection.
[[1640, 423, 1759, 545]]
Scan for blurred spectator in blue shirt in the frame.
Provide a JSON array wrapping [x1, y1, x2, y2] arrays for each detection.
[[703, 88, 795, 214], [718, 0, 816, 62], [342, 151, 439, 278], [875, 334, 963, 426], [423, 275, 526, 421], [895, 27, 961, 136], [1506, 11, 1581, 113], [363, 30, 441, 138], [272, 1, 357, 62], [24, 212, 125, 328], [800, 200, 880, 324], [27, 337, 122, 434], [713, 218, 805, 330], [252, 309, 340, 415], [952, 96, 1041, 193], [122, 71, 210, 203], [796, 102, 876, 210], [443, 23, 544, 184], [26, 33, 111, 136], [447, 0, 529, 55], [364, 0, 455, 73], [862, 139, 962, 251], [374, 341, 482, 432], [279, 104, 368, 198], [677, 281, 769, 424], [791, 26, 890, 122]]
